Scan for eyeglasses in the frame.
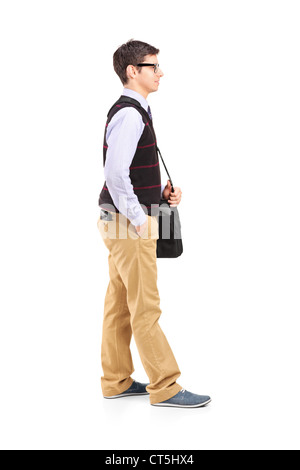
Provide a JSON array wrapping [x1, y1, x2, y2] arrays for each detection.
[[137, 63, 160, 73]]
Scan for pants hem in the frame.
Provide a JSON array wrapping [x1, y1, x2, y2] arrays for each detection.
[[102, 377, 134, 397], [149, 383, 183, 405]]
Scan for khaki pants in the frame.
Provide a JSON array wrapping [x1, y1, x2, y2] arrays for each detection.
[[97, 210, 182, 404]]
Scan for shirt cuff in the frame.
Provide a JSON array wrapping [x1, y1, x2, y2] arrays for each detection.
[[161, 183, 165, 198], [130, 208, 147, 227]]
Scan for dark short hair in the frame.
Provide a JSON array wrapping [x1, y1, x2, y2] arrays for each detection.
[[113, 39, 160, 85]]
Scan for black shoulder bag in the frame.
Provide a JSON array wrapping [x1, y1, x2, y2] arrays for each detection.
[[114, 95, 183, 259]]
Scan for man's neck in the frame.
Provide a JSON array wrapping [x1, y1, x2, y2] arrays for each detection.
[[124, 85, 148, 100]]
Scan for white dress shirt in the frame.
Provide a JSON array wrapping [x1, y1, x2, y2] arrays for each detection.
[[104, 87, 165, 227]]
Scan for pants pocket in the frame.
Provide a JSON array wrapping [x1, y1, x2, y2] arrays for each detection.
[[97, 213, 159, 240], [97, 216, 116, 239], [139, 215, 159, 240]]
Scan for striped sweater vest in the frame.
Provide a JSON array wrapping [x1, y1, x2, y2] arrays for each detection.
[[98, 95, 162, 216]]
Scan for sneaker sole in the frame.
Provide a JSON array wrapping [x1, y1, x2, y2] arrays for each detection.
[[104, 392, 149, 399], [151, 398, 212, 408]]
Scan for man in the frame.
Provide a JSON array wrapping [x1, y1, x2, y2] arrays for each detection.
[[97, 39, 211, 408]]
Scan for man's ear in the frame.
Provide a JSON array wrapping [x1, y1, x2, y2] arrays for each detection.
[[126, 64, 133, 80]]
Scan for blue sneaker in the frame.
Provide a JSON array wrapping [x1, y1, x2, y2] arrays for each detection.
[[104, 380, 149, 399], [151, 388, 211, 408]]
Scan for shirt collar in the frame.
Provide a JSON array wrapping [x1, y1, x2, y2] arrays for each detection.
[[122, 87, 149, 113]]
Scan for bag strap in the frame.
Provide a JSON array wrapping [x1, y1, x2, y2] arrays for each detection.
[[114, 95, 175, 192]]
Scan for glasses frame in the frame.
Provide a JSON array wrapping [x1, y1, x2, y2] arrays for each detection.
[[137, 63, 160, 73]]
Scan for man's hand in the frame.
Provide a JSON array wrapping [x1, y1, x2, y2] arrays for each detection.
[[162, 180, 182, 207], [135, 219, 147, 237]]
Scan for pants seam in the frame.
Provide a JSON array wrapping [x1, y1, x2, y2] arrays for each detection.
[[137, 238, 164, 375], [114, 266, 128, 382]]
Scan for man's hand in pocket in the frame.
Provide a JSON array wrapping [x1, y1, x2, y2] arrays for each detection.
[[135, 219, 147, 238]]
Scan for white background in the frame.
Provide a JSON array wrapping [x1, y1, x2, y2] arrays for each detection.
[[0, 0, 299, 451]]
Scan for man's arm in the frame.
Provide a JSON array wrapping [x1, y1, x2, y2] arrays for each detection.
[[104, 107, 147, 227]]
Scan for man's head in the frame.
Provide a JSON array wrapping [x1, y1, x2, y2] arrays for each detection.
[[113, 39, 164, 98]]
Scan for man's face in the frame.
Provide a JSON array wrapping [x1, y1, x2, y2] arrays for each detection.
[[128, 55, 164, 94]]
